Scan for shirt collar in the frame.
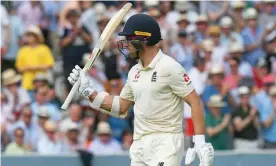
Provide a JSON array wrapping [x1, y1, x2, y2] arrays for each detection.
[[137, 49, 163, 71]]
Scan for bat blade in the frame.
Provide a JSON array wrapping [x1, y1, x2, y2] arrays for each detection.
[[61, 3, 132, 110]]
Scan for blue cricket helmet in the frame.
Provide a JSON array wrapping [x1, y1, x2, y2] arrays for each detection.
[[118, 14, 162, 46]]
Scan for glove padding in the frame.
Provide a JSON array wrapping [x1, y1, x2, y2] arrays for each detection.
[[67, 65, 95, 99], [185, 143, 214, 166]]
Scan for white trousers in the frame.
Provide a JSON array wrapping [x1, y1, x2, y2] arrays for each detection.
[[130, 133, 184, 166]]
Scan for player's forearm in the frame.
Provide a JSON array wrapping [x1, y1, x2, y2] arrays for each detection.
[[191, 102, 205, 135], [89, 91, 129, 115]]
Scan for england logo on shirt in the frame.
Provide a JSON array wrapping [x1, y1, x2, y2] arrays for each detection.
[[151, 71, 157, 82]]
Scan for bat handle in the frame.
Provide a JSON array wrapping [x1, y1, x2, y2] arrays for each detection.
[[61, 78, 81, 110]]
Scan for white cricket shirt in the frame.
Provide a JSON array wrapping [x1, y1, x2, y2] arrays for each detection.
[[120, 50, 194, 140]]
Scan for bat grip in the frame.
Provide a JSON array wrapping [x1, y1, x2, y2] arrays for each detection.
[[61, 77, 81, 110]]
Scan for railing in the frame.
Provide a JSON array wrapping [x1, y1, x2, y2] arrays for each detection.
[[2, 150, 276, 166]]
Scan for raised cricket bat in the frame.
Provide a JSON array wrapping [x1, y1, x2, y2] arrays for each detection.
[[61, 3, 132, 110]]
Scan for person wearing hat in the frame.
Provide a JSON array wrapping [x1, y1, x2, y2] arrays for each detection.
[[232, 86, 259, 150], [15, 25, 54, 91], [241, 8, 266, 66], [36, 106, 50, 139], [195, 15, 208, 44], [207, 25, 228, 66], [227, 42, 253, 78], [37, 120, 68, 154], [230, 1, 246, 32], [65, 122, 84, 151], [60, 9, 92, 91], [88, 121, 122, 155], [69, 13, 214, 165], [219, 16, 243, 48], [2, 69, 31, 113], [202, 64, 235, 115], [205, 94, 230, 150], [170, 29, 194, 71], [200, 39, 214, 71]]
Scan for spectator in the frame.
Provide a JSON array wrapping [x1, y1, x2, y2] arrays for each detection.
[[264, 30, 276, 74], [15, 25, 54, 91], [79, 0, 98, 48], [202, 65, 236, 114], [9, 106, 38, 150], [205, 95, 230, 150], [148, 8, 170, 54], [5, 127, 30, 154], [2, 69, 31, 117], [37, 120, 68, 154], [219, 16, 243, 48], [174, 14, 190, 42], [170, 30, 194, 71], [88, 121, 122, 155], [101, 36, 124, 95], [2, 6, 24, 71], [65, 122, 84, 151], [232, 86, 259, 150], [59, 9, 92, 91], [195, 15, 208, 44], [36, 106, 50, 140], [188, 56, 208, 96], [29, 74, 49, 102], [200, 1, 230, 23], [224, 57, 243, 90], [1, 122, 11, 152], [0, 4, 10, 62], [200, 39, 214, 71], [59, 103, 82, 133], [42, 1, 65, 57], [226, 42, 253, 78], [46, 84, 62, 108], [258, 86, 276, 149], [121, 129, 133, 151], [1, 92, 15, 128], [242, 8, 266, 66], [17, 1, 43, 30], [230, 1, 246, 32], [207, 25, 228, 66], [258, 1, 276, 30], [80, 111, 96, 143], [253, 57, 270, 89], [31, 86, 61, 122]]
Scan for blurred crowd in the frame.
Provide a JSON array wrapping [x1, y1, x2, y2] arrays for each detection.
[[1, 0, 276, 155]]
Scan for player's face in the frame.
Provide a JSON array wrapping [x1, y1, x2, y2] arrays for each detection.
[[117, 36, 144, 59]]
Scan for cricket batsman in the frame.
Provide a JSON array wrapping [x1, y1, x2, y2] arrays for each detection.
[[68, 14, 214, 166]]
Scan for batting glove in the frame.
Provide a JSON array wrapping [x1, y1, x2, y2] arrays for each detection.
[[68, 65, 95, 99], [185, 135, 214, 166]]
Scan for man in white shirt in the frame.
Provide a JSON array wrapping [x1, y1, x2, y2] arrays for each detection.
[[68, 14, 214, 166], [37, 120, 68, 154], [88, 121, 122, 155]]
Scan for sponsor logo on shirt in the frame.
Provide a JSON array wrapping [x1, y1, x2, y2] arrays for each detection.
[[133, 71, 140, 82], [184, 73, 192, 85]]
